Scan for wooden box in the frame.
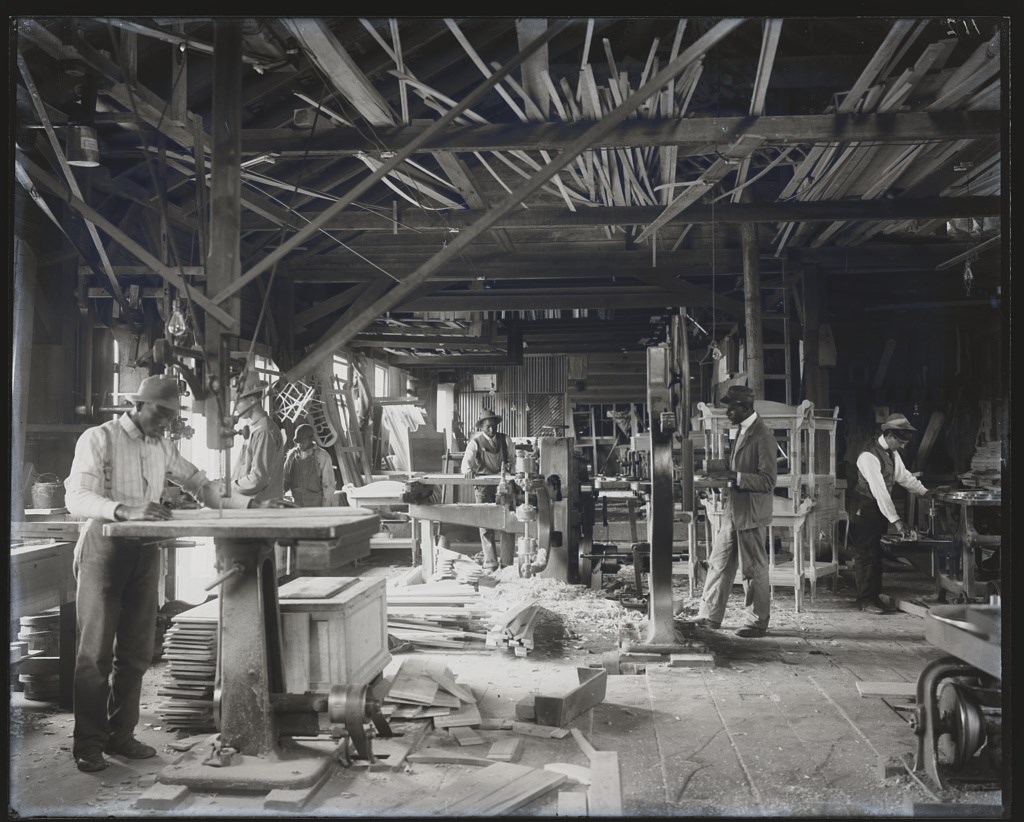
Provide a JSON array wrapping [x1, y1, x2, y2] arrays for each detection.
[[278, 577, 391, 692], [293, 537, 371, 573]]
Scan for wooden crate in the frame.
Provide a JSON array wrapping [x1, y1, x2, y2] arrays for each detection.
[[293, 537, 371, 573], [278, 577, 391, 692]]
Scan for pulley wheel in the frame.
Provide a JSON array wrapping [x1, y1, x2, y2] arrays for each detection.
[[938, 680, 985, 768], [328, 684, 372, 762]]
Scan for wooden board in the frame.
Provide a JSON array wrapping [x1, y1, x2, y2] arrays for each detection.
[[278, 576, 359, 600], [451, 725, 487, 746], [487, 737, 524, 762], [545, 762, 592, 785], [534, 668, 608, 727], [588, 751, 623, 816], [104, 510, 380, 541], [402, 761, 567, 816], [558, 790, 589, 816], [855, 681, 918, 699], [407, 749, 494, 767], [433, 701, 482, 729]]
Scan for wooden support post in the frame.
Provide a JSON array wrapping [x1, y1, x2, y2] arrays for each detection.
[[11, 232, 36, 521], [803, 264, 823, 407], [741, 216, 764, 396]]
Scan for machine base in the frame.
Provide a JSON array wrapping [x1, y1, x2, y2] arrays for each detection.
[[159, 745, 335, 791]]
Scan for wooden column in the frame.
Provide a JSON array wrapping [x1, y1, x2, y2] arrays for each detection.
[[204, 22, 243, 459], [741, 219, 764, 395], [11, 233, 37, 520], [802, 263, 824, 408]]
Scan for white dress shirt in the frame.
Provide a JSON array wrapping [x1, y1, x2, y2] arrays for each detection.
[[856, 435, 928, 523]]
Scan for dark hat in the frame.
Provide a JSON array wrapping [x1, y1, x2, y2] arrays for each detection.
[[881, 413, 917, 433], [476, 410, 502, 427], [294, 423, 315, 440], [721, 385, 756, 406], [126, 375, 182, 411]]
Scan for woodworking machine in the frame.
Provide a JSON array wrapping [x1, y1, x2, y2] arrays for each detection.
[[911, 599, 1002, 794], [104, 510, 391, 792]]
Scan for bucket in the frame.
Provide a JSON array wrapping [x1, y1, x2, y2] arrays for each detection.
[[31, 474, 65, 509]]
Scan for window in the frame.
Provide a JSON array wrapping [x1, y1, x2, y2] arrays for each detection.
[[374, 363, 390, 398]]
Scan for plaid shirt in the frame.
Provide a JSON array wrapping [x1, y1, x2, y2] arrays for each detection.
[[65, 413, 212, 522]]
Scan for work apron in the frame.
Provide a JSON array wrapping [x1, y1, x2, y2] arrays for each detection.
[[290, 452, 324, 507]]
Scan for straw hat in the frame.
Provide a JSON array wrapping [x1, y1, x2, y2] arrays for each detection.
[[126, 375, 181, 411]]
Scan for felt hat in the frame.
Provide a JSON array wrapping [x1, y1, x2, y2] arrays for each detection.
[[235, 369, 268, 400], [126, 375, 182, 411], [294, 423, 315, 440], [881, 413, 917, 433], [721, 385, 756, 406], [476, 410, 503, 427]]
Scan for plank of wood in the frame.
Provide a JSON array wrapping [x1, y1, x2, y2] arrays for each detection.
[[570, 727, 598, 760], [433, 700, 482, 729], [512, 720, 559, 738], [428, 669, 477, 703], [558, 790, 589, 816], [278, 576, 358, 600], [534, 668, 608, 727], [587, 751, 623, 816], [407, 749, 494, 767], [478, 717, 514, 731], [668, 653, 716, 668], [263, 767, 331, 810], [855, 681, 918, 699], [134, 783, 191, 810], [486, 736, 523, 762], [544, 762, 592, 785], [451, 725, 487, 746], [463, 766, 567, 816]]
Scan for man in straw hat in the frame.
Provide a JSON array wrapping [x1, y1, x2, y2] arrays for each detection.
[[692, 384, 778, 638], [461, 409, 512, 571], [63, 374, 252, 774], [231, 369, 285, 505], [848, 412, 933, 614]]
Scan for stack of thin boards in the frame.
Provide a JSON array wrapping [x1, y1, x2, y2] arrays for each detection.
[[486, 600, 541, 658], [386, 580, 489, 650], [156, 597, 218, 732], [381, 657, 481, 729], [432, 544, 484, 585]]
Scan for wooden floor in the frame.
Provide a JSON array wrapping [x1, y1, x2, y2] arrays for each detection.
[[8, 562, 1005, 817]]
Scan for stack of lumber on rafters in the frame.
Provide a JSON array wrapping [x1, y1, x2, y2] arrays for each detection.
[[386, 578, 489, 649], [380, 657, 480, 726], [486, 600, 542, 658], [155, 597, 219, 732]]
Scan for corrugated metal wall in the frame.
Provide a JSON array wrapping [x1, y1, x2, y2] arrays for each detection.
[[457, 355, 567, 438]]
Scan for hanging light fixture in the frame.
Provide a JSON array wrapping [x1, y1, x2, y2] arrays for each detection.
[[962, 259, 975, 297], [166, 299, 188, 341]]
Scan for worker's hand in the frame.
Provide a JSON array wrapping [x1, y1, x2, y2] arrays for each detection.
[[463, 470, 474, 479], [118, 502, 173, 521], [894, 518, 909, 536]]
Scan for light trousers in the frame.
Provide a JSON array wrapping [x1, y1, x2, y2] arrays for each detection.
[[698, 518, 771, 630]]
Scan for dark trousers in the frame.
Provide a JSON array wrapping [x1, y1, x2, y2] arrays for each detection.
[[848, 494, 888, 605], [72, 528, 160, 756]]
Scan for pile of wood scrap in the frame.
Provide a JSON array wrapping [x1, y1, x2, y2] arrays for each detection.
[[381, 657, 481, 727], [155, 597, 219, 732], [432, 543, 485, 584], [486, 600, 542, 657], [386, 577, 489, 649]]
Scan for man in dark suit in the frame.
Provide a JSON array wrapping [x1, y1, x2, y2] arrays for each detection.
[[695, 385, 778, 637]]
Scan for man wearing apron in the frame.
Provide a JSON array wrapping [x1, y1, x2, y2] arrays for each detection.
[[284, 423, 338, 507]]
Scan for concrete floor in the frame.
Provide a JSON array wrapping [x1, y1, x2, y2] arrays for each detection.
[[8, 556, 1005, 818]]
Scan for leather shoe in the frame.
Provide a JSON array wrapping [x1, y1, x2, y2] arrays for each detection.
[[734, 626, 767, 638], [859, 600, 889, 615], [75, 748, 108, 773], [105, 736, 156, 759]]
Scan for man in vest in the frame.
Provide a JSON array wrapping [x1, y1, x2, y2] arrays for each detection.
[[849, 413, 933, 613], [284, 423, 338, 507], [694, 385, 778, 638], [461, 410, 511, 571]]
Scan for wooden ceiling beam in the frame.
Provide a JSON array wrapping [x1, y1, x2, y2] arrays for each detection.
[[239, 110, 1001, 157]]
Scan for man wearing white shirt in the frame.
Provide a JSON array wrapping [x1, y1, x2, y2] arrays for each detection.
[[64, 375, 251, 773], [848, 413, 933, 614]]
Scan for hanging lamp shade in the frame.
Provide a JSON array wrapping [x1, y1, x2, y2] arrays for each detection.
[[66, 125, 100, 167]]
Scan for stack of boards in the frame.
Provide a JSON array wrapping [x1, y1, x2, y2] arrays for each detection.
[[486, 600, 542, 657], [156, 597, 218, 733], [432, 544, 485, 585], [14, 609, 61, 700], [386, 574, 490, 650], [381, 657, 482, 728]]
